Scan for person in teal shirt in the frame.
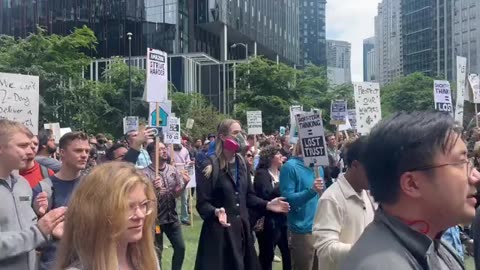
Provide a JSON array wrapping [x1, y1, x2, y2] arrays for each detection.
[[280, 144, 325, 270]]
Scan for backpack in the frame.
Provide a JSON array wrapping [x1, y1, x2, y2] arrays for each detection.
[[38, 176, 54, 212], [39, 165, 49, 179]]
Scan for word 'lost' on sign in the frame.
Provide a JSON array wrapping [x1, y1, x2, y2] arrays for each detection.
[[301, 137, 325, 157]]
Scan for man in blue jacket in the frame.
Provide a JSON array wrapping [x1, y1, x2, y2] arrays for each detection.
[[280, 143, 325, 270]]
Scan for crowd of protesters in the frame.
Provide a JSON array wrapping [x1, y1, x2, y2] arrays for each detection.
[[3, 110, 480, 270]]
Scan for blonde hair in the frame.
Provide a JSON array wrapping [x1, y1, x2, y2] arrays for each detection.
[[0, 119, 32, 142], [215, 119, 240, 170], [55, 162, 158, 270]]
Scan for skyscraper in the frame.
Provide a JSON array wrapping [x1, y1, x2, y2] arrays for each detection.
[[326, 40, 351, 84], [453, 0, 480, 76], [374, 0, 402, 86], [299, 0, 327, 67], [401, 0, 454, 79], [363, 37, 376, 81]]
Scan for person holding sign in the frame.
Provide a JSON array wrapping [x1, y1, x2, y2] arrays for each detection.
[[279, 143, 325, 270], [195, 119, 290, 270]]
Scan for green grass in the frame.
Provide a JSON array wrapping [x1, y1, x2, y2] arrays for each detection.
[[160, 199, 476, 270]]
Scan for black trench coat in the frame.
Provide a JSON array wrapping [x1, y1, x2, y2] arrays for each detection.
[[195, 154, 267, 270]]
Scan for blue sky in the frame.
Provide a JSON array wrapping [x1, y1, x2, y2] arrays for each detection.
[[326, 0, 381, 82]]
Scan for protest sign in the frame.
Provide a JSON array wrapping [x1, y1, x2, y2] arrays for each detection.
[[347, 109, 357, 130], [247, 111, 263, 135], [330, 100, 347, 125], [186, 164, 196, 188], [468, 74, 480, 104], [0, 72, 39, 134], [44, 123, 61, 143], [144, 48, 168, 102], [433, 80, 453, 114], [149, 101, 171, 127], [353, 82, 381, 134], [123, 116, 139, 134], [165, 117, 181, 144], [455, 57, 467, 125], [60, 128, 72, 138], [338, 118, 352, 131], [295, 112, 328, 167], [186, 118, 194, 129], [289, 105, 303, 144]]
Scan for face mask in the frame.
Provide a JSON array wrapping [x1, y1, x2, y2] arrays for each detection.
[[234, 133, 247, 153]]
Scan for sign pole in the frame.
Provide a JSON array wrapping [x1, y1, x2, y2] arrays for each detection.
[[189, 187, 193, 226], [476, 104, 479, 128], [155, 102, 160, 178]]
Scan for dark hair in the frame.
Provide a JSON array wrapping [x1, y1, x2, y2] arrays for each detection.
[[146, 141, 166, 156], [38, 129, 54, 152], [343, 136, 367, 168], [105, 143, 127, 161], [247, 134, 255, 141], [257, 146, 280, 169], [259, 140, 270, 148], [59, 132, 89, 150], [363, 111, 462, 204], [280, 136, 289, 146]]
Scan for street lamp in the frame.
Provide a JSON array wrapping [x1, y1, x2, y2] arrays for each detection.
[[127, 32, 133, 115]]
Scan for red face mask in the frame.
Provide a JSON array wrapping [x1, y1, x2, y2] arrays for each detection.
[[224, 138, 240, 153]]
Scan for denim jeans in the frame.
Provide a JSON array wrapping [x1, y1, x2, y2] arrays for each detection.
[[180, 188, 189, 222], [156, 222, 186, 270]]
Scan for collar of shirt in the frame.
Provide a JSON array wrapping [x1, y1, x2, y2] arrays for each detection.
[[337, 173, 364, 201], [375, 208, 463, 268]]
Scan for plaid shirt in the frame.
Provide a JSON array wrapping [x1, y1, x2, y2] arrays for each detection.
[[143, 164, 183, 225]]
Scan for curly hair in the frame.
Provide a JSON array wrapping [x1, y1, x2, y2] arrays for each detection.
[[257, 145, 281, 170]]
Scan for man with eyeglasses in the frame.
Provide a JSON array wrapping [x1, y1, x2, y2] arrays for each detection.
[[341, 112, 480, 270], [144, 141, 190, 270]]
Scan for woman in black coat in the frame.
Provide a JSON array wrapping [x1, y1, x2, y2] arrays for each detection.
[[195, 119, 290, 270], [254, 146, 291, 270]]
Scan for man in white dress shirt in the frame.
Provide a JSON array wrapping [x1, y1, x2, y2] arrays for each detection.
[[313, 136, 375, 270]]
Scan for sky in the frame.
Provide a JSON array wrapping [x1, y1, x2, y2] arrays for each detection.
[[326, 0, 382, 82]]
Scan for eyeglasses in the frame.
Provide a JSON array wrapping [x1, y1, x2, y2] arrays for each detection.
[[246, 154, 253, 158], [127, 200, 155, 219], [407, 157, 475, 177]]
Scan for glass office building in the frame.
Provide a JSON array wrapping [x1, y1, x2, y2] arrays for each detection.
[[299, 0, 327, 67]]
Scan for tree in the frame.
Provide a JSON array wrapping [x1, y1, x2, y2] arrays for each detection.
[[381, 73, 435, 116]]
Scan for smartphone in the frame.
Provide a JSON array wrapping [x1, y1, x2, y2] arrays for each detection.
[[147, 126, 163, 138]]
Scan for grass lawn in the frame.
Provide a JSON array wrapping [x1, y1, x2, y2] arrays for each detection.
[[160, 199, 476, 270]]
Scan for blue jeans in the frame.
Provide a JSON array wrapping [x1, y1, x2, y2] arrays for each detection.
[[180, 188, 189, 222]]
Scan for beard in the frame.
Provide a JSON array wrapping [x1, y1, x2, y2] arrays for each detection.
[[47, 145, 57, 154]]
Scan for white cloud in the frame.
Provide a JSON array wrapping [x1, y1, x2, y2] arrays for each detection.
[[326, 0, 381, 82]]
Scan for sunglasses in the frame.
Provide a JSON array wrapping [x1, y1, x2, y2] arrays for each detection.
[[246, 153, 253, 158]]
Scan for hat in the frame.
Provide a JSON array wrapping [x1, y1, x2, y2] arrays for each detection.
[[207, 133, 216, 139]]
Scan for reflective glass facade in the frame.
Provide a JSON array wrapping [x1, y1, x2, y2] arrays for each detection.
[[299, 0, 326, 67]]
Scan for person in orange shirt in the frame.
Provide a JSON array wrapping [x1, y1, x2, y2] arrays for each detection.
[[20, 133, 54, 188]]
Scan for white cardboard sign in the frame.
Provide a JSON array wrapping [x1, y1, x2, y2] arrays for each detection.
[[0, 72, 39, 134], [433, 80, 453, 114], [354, 82, 381, 134], [455, 56, 467, 125], [289, 105, 303, 144], [296, 112, 328, 167], [44, 123, 61, 143], [468, 74, 480, 104], [165, 117, 181, 144], [123, 116, 139, 134], [144, 48, 168, 102], [247, 111, 263, 135]]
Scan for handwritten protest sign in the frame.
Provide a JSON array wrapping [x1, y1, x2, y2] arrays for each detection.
[[296, 112, 328, 167], [433, 80, 453, 115], [165, 117, 181, 144], [0, 72, 39, 134], [144, 48, 168, 102], [455, 57, 467, 125], [354, 82, 381, 134], [123, 116, 139, 134], [468, 74, 480, 104], [330, 100, 347, 125], [186, 164, 196, 188], [247, 111, 263, 135]]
